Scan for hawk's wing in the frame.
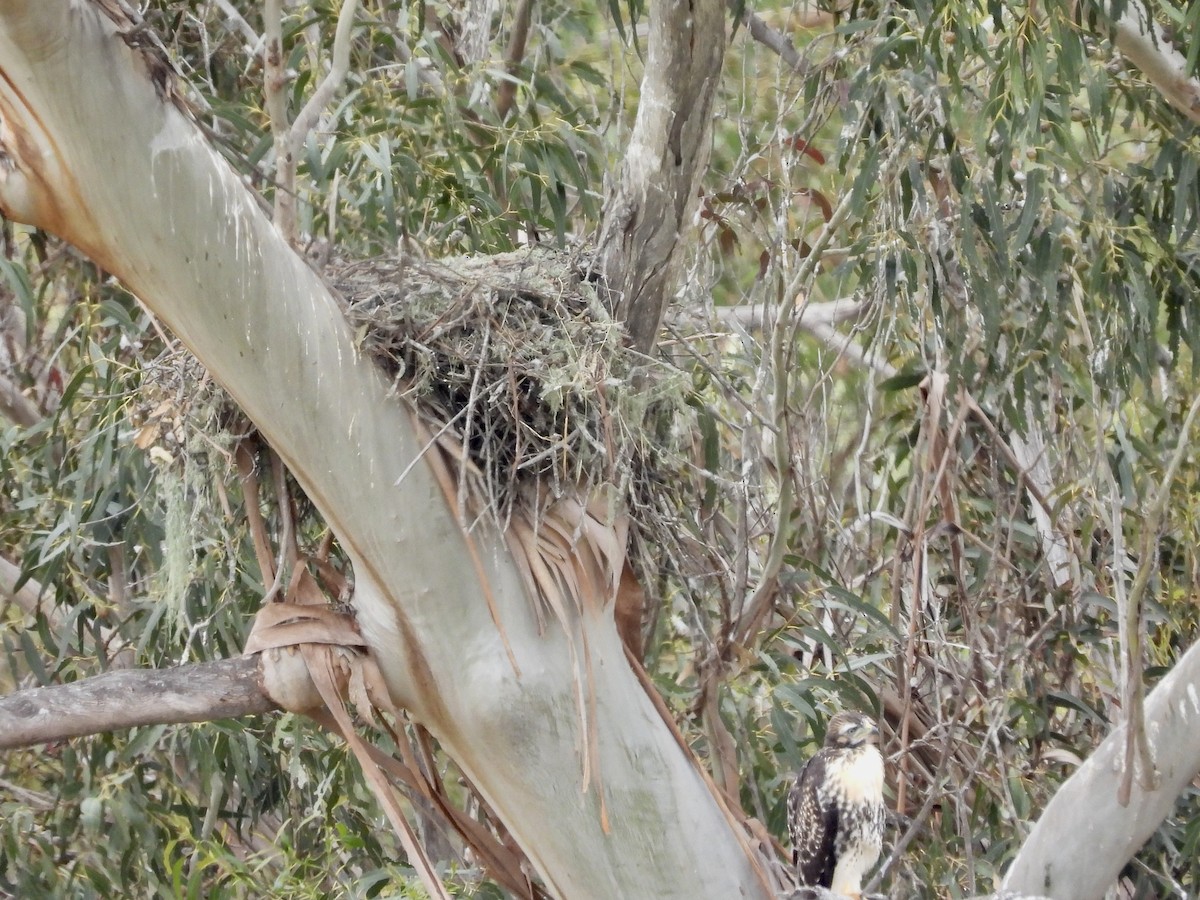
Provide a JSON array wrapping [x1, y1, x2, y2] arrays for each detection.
[[787, 751, 838, 888]]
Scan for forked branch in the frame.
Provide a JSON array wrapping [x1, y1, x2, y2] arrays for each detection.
[[263, 0, 360, 241]]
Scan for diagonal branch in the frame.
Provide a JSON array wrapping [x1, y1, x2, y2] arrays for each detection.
[[741, 9, 802, 70], [1001, 634, 1200, 899], [1, 555, 132, 668], [0, 554, 50, 619], [1101, 0, 1200, 124]]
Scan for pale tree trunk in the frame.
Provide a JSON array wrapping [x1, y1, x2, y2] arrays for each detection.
[[0, 2, 769, 897], [1001, 636, 1200, 899]]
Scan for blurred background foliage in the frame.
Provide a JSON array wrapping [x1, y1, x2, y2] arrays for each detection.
[[2, 0, 1200, 896]]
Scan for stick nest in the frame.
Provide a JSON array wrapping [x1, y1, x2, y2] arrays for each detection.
[[336, 246, 678, 518]]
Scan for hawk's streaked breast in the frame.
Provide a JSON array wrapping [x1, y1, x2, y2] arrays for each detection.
[[787, 711, 886, 899]]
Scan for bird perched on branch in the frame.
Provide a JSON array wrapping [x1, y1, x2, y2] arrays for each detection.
[[787, 711, 886, 899]]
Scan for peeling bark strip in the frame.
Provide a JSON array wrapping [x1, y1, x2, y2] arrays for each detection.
[[597, 0, 726, 355], [0, 657, 273, 750]]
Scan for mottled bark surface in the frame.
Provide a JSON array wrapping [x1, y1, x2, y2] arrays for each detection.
[[597, 0, 726, 354], [0, 657, 273, 750]]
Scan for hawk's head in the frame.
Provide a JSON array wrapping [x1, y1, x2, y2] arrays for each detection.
[[823, 711, 879, 749]]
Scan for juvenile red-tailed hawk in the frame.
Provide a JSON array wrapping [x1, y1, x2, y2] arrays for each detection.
[[787, 711, 886, 899]]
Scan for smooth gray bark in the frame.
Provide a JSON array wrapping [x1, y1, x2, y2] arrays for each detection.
[[1003, 638, 1200, 899]]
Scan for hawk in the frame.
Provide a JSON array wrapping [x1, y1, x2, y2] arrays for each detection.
[[787, 711, 886, 899]]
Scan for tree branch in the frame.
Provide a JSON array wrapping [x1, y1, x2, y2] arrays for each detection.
[[736, 2, 838, 71], [799, 316, 897, 380], [2, 554, 133, 669], [1116, 389, 1200, 804], [1102, 0, 1200, 124], [263, 0, 359, 243], [213, 0, 261, 51], [288, 0, 359, 154], [0, 369, 41, 425], [712, 296, 866, 330], [742, 10, 802, 71], [1002, 636, 1200, 899], [596, 0, 727, 354], [1006, 405, 1078, 591], [262, 0, 293, 237], [0, 554, 50, 619], [0, 656, 274, 750], [495, 0, 534, 121]]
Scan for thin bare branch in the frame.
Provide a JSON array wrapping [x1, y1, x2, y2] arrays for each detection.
[[734, 174, 891, 648]]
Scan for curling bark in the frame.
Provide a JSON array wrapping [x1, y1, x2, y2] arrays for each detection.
[[0, 2, 768, 897]]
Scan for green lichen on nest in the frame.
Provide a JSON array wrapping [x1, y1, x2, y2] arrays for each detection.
[[336, 246, 684, 514]]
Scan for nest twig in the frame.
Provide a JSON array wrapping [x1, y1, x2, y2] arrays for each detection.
[[337, 245, 659, 522]]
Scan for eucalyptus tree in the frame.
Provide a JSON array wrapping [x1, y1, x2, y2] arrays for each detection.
[[1, 0, 1199, 898]]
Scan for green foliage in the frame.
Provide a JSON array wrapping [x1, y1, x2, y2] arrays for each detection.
[[152, 0, 606, 257], [681, 0, 1200, 896], [0, 254, 436, 896]]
